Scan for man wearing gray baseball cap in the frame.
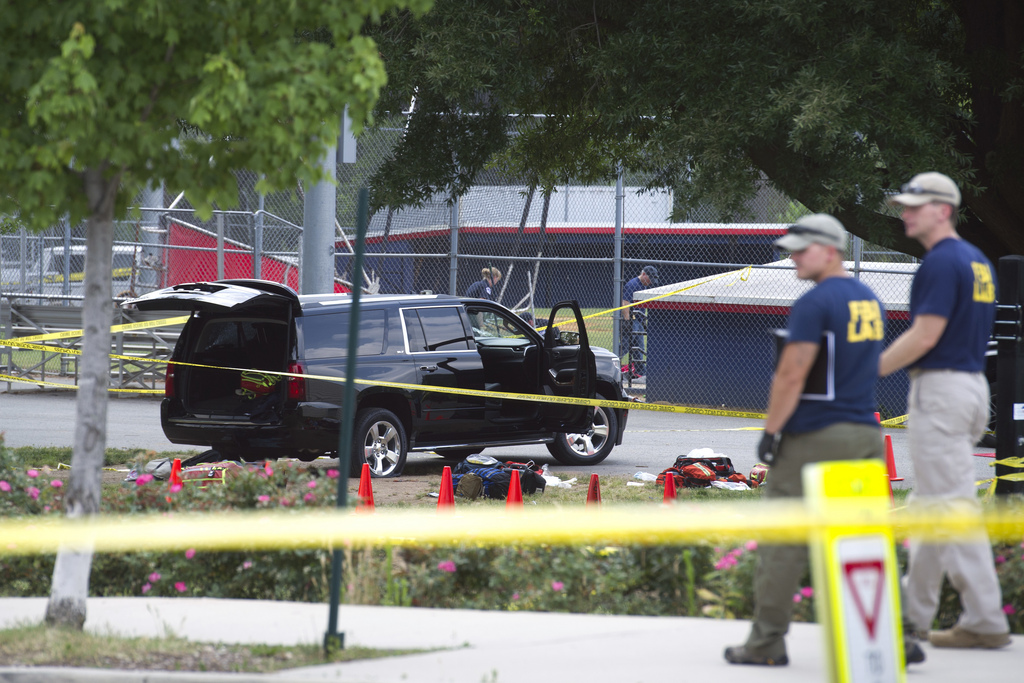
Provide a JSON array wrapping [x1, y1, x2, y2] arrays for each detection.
[[880, 172, 1010, 650], [725, 214, 902, 666]]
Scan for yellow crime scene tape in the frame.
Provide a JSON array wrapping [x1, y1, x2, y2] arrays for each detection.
[[0, 502, 1022, 557]]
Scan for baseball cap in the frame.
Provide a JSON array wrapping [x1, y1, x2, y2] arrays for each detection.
[[888, 172, 961, 208], [774, 214, 847, 252], [642, 265, 659, 285]]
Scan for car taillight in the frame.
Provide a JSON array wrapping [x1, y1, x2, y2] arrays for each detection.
[[287, 362, 306, 401], [165, 362, 175, 398]]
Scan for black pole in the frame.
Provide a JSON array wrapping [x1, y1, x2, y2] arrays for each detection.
[[324, 187, 369, 652], [994, 255, 1024, 495]]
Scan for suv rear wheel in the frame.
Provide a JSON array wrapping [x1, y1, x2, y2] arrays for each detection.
[[352, 408, 408, 478], [546, 393, 617, 466]]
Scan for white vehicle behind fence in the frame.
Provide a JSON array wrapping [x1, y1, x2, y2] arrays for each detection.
[[0, 245, 154, 299]]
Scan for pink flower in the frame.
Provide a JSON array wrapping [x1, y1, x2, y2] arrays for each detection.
[[800, 587, 814, 599], [1004, 604, 1016, 615], [136, 474, 154, 486], [50, 480, 63, 488], [174, 582, 187, 593], [279, 497, 293, 507], [551, 581, 564, 592], [141, 583, 151, 594], [0, 481, 10, 492], [714, 559, 730, 570], [995, 555, 1006, 564], [744, 540, 757, 551], [27, 487, 39, 500], [902, 538, 911, 549], [185, 548, 195, 560], [793, 593, 803, 603], [437, 560, 457, 573], [26, 469, 38, 479], [257, 495, 270, 503], [264, 466, 274, 477], [303, 492, 315, 503], [511, 592, 520, 601], [729, 548, 743, 557], [307, 480, 317, 489], [148, 572, 161, 583], [169, 482, 183, 493], [326, 469, 339, 479], [242, 561, 253, 570]]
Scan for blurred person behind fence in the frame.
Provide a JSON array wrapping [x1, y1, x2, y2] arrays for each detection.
[[621, 265, 657, 378], [466, 266, 501, 301]]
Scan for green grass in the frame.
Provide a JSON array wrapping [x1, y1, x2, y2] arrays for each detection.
[[0, 622, 434, 673], [12, 445, 199, 470]]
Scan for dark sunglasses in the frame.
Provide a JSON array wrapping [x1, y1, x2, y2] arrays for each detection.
[[900, 181, 956, 200]]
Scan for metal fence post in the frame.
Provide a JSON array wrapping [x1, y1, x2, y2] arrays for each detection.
[[613, 165, 623, 357], [449, 193, 460, 295], [254, 190, 264, 280], [325, 187, 368, 654], [216, 211, 225, 280]]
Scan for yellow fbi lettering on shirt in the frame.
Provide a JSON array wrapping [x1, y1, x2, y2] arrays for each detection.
[[847, 300, 884, 343], [972, 262, 996, 303]]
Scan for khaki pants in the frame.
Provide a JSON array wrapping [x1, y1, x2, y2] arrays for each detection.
[[903, 370, 1009, 635], [743, 422, 884, 657]]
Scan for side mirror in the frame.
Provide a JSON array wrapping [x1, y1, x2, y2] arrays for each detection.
[[558, 330, 580, 345]]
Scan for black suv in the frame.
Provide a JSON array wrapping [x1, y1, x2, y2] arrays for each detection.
[[125, 279, 628, 477]]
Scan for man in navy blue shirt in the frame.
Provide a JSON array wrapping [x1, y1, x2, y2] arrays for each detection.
[[881, 172, 1010, 649], [621, 265, 658, 378], [725, 214, 897, 666]]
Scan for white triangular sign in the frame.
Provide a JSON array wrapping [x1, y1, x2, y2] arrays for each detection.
[[843, 560, 884, 640]]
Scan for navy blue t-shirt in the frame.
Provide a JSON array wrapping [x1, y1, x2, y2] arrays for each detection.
[[784, 277, 885, 434], [623, 276, 648, 319], [910, 238, 996, 372], [466, 279, 496, 301]]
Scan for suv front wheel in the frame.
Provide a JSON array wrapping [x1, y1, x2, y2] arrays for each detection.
[[546, 394, 618, 466], [352, 408, 408, 478]]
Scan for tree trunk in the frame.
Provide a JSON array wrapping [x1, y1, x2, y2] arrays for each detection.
[[45, 167, 118, 629]]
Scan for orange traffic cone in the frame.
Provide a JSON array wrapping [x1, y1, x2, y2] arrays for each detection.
[[874, 411, 881, 425], [663, 472, 676, 502], [506, 469, 524, 507], [884, 434, 903, 482], [357, 463, 375, 513], [169, 458, 183, 487], [586, 473, 602, 506], [437, 466, 455, 511]]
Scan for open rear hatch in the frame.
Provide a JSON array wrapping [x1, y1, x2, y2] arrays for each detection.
[[123, 280, 299, 422]]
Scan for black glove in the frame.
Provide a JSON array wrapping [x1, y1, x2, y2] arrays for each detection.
[[757, 431, 780, 465]]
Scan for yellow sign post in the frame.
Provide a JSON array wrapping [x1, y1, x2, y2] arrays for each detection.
[[804, 460, 904, 683]]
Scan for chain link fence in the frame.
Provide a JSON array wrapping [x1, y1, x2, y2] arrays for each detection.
[[1, 115, 918, 417]]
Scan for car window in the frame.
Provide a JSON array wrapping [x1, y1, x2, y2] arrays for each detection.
[[193, 319, 288, 370], [301, 310, 387, 359], [466, 306, 531, 341], [404, 306, 472, 352]]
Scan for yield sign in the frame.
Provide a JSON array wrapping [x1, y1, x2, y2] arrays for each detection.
[[842, 560, 884, 640]]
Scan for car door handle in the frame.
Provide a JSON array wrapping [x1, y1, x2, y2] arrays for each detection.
[[420, 364, 438, 372]]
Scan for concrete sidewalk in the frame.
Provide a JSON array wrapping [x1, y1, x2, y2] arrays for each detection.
[[1, 597, 1021, 682]]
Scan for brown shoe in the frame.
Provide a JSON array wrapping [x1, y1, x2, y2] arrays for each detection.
[[929, 626, 1011, 649]]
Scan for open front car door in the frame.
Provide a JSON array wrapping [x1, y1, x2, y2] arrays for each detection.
[[540, 301, 597, 433]]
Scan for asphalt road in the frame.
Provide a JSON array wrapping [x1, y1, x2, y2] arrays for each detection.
[[1, 385, 1001, 491]]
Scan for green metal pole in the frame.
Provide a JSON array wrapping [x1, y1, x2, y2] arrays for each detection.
[[324, 187, 368, 653]]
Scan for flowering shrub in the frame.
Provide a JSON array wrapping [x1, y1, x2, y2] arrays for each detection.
[[2, 437, 1023, 633]]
